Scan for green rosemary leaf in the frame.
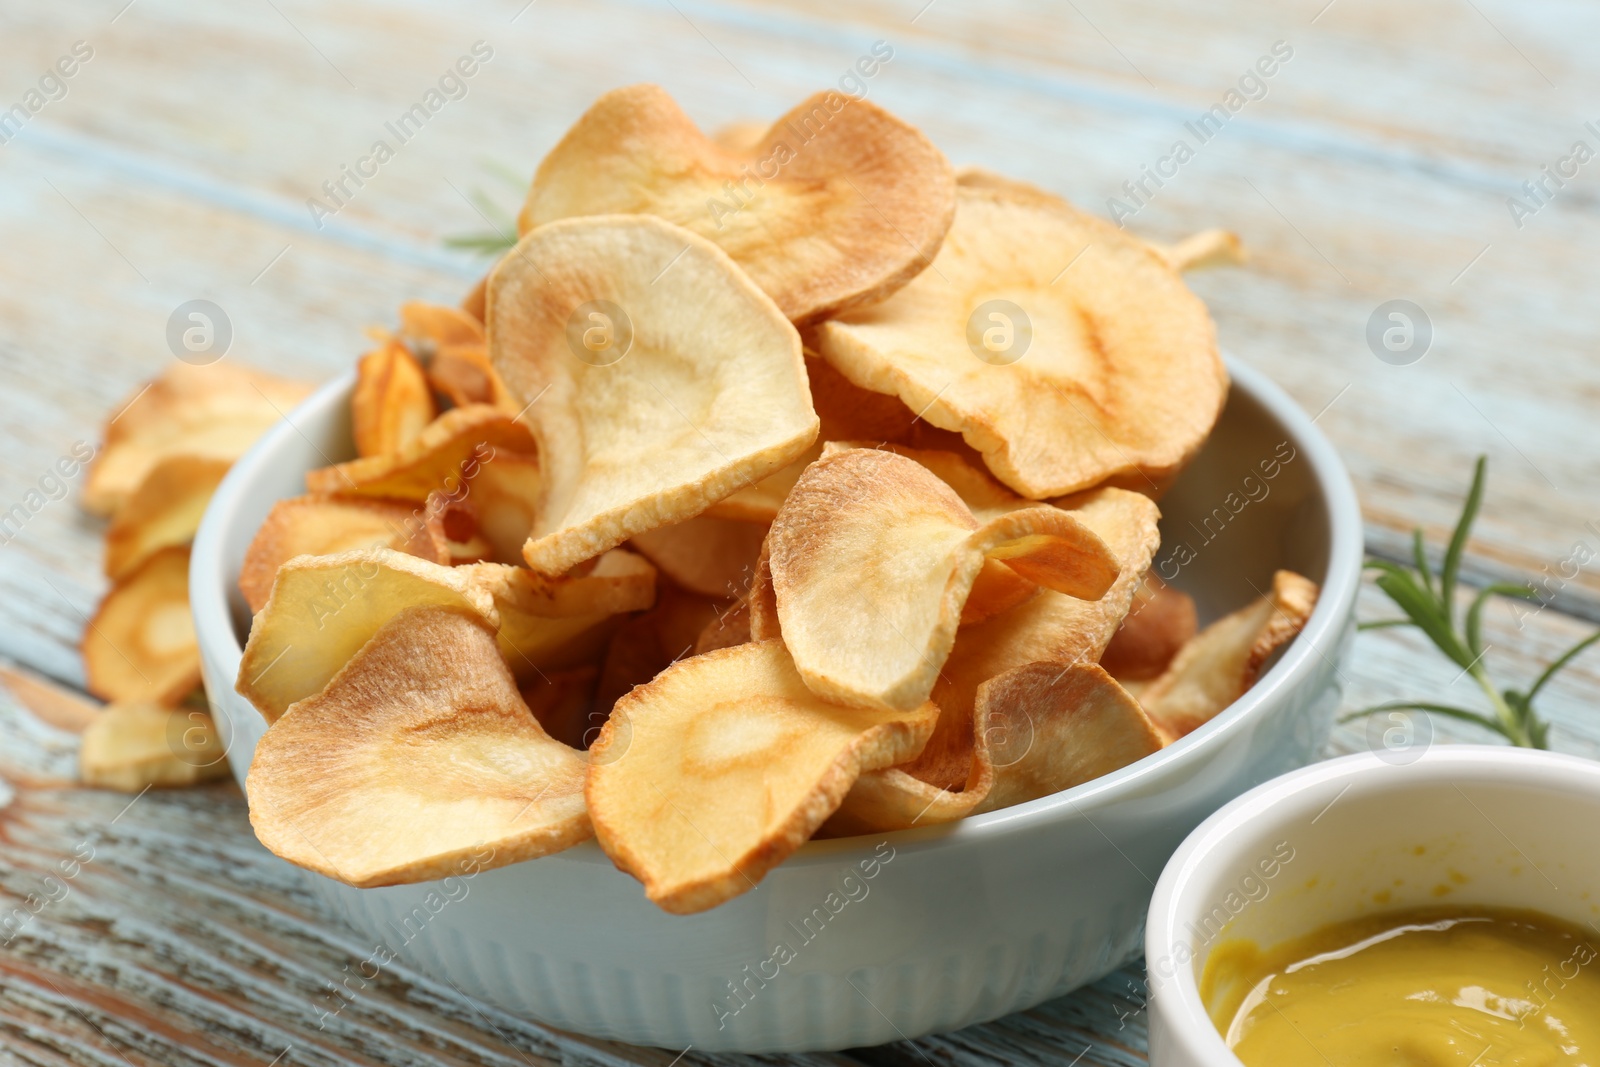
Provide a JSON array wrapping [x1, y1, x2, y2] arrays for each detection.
[[1357, 619, 1415, 631], [1525, 628, 1600, 703], [1439, 456, 1487, 629], [1374, 570, 1470, 667], [1339, 700, 1515, 742], [1464, 582, 1538, 660], [1413, 528, 1434, 598]]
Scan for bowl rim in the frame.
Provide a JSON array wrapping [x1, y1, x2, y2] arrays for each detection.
[[191, 355, 1364, 864], [1143, 744, 1600, 1064]]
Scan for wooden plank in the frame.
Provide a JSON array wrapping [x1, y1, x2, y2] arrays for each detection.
[[2, 576, 1596, 1066]]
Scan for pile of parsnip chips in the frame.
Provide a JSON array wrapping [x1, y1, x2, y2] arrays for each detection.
[[70, 362, 312, 791], [233, 85, 1318, 914]]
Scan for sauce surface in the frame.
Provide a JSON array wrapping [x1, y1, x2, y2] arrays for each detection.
[[1203, 906, 1600, 1066]]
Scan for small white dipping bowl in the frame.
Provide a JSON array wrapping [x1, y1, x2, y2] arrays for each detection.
[[1146, 745, 1600, 1066], [191, 357, 1362, 1052]]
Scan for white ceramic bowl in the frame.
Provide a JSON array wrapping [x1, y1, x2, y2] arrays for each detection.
[[1145, 746, 1600, 1066], [191, 357, 1362, 1052]]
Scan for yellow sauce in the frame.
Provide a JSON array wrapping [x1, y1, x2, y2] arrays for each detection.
[[1203, 906, 1600, 1066]]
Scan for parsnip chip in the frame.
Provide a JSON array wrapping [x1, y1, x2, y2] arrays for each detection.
[[594, 585, 724, 714], [587, 640, 938, 913], [306, 404, 536, 502], [894, 487, 1161, 795], [463, 550, 657, 679], [352, 339, 435, 457], [705, 355, 921, 523], [461, 453, 542, 563], [248, 605, 591, 887], [429, 343, 521, 413], [80, 702, 229, 792], [236, 548, 496, 725], [971, 663, 1165, 813], [518, 84, 956, 323], [83, 546, 199, 706], [0, 665, 101, 734], [819, 440, 1041, 625], [630, 516, 766, 599], [414, 490, 494, 565], [1100, 573, 1198, 683], [711, 119, 768, 152], [104, 454, 231, 581], [1156, 229, 1246, 273], [823, 714, 992, 836], [461, 272, 489, 323], [694, 598, 750, 655], [770, 448, 1118, 710], [1139, 570, 1319, 740], [815, 183, 1226, 497], [85, 363, 311, 517], [520, 666, 599, 751], [487, 214, 818, 574], [398, 300, 485, 350], [239, 495, 434, 615]]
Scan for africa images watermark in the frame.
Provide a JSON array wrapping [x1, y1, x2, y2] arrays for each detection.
[[711, 841, 897, 1030], [1506, 122, 1600, 231], [306, 41, 494, 229], [311, 845, 495, 1029], [1145, 840, 1296, 989], [703, 40, 895, 230], [0, 441, 97, 547], [0, 40, 95, 147], [1107, 40, 1294, 226], [1152, 440, 1297, 582]]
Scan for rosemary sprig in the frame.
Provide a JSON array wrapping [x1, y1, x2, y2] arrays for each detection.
[[1341, 456, 1600, 748], [443, 162, 525, 256]]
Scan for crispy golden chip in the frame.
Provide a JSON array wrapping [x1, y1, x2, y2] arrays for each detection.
[[587, 640, 938, 913], [746, 538, 782, 642], [815, 183, 1226, 498], [694, 598, 750, 655], [518, 84, 956, 323], [238, 495, 434, 615], [85, 363, 311, 517], [711, 119, 768, 152], [463, 550, 657, 680], [306, 404, 536, 501], [823, 711, 992, 836], [248, 605, 591, 887], [630, 516, 766, 598], [892, 487, 1161, 794], [413, 490, 494, 565], [705, 355, 922, 523], [1156, 229, 1246, 273], [594, 585, 725, 714], [461, 272, 489, 323], [353, 339, 435, 458], [104, 454, 231, 581], [769, 448, 1118, 710], [971, 663, 1165, 813], [429, 343, 521, 413], [83, 546, 199, 706], [398, 300, 485, 350], [0, 665, 101, 734], [1100, 573, 1198, 683], [236, 548, 497, 724], [818, 440, 1042, 625], [461, 453, 543, 563], [487, 214, 818, 574], [1139, 570, 1319, 740], [79, 702, 229, 792], [520, 666, 599, 751]]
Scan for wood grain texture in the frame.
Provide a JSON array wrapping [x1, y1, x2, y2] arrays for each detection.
[[1, 0, 1598, 1063]]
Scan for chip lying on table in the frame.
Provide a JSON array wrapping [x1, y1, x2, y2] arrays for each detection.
[[231, 84, 1320, 913]]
